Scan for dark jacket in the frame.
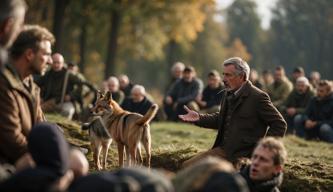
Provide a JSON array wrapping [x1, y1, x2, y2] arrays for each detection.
[[240, 165, 283, 192], [168, 78, 200, 105], [201, 84, 224, 109], [195, 81, 286, 161], [121, 82, 134, 98], [305, 93, 333, 127], [36, 68, 92, 104], [0, 64, 45, 164], [280, 87, 315, 114], [121, 97, 153, 116]]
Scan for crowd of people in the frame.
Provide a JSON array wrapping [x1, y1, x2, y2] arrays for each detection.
[[0, 0, 332, 191]]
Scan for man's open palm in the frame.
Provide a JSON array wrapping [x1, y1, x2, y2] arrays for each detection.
[[178, 105, 199, 122]]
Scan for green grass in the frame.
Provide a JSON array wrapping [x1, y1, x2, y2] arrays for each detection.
[[47, 114, 333, 192]]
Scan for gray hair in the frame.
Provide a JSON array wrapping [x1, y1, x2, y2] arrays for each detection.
[[108, 76, 119, 86], [171, 62, 185, 72], [0, 0, 27, 23], [131, 85, 146, 95], [223, 57, 250, 80], [296, 76, 309, 86]]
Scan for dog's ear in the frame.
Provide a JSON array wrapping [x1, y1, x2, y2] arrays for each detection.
[[97, 90, 104, 99], [105, 91, 113, 101]]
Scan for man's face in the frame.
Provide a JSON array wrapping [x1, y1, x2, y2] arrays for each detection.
[[119, 77, 128, 89], [250, 146, 281, 181], [51, 54, 64, 72], [274, 70, 283, 82], [183, 71, 194, 82], [296, 81, 308, 94], [317, 86, 330, 99], [1, 8, 25, 48], [173, 67, 183, 79], [207, 75, 220, 88], [292, 72, 303, 80], [222, 65, 244, 91], [131, 89, 144, 103], [108, 80, 119, 92], [30, 40, 52, 75]]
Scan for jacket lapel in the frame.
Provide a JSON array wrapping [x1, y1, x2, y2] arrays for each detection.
[[231, 81, 251, 114]]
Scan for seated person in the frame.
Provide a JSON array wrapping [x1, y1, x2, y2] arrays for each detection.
[[107, 76, 124, 104], [295, 80, 333, 143], [118, 74, 134, 98], [280, 77, 315, 134], [121, 85, 154, 115], [196, 70, 224, 113], [37, 53, 96, 120], [267, 66, 293, 109], [239, 137, 286, 192], [164, 66, 200, 120]]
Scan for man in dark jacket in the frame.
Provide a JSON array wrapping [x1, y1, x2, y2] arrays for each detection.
[[37, 53, 95, 120], [179, 57, 286, 167], [280, 77, 315, 134], [239, 137, 286, 192], [165, 66, 201, 120], [197, 70, 224, 113], [121, 85, 154, 115], [295, 80, 333, 143]]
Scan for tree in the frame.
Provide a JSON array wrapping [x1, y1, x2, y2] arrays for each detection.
[[269, 0, 333, 77], [226, 0, 262, 67]]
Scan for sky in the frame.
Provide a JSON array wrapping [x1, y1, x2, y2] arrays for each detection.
[[217, 0, 278, 29]]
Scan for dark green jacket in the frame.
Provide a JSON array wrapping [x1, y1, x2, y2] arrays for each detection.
[[280, 87, 315, 114]]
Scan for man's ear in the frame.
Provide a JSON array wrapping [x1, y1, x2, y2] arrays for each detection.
[[24, 48, 35, 62], [274, 165, 282, 174]]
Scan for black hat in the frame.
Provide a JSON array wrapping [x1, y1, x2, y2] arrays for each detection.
[[28, 123, 70, 177]]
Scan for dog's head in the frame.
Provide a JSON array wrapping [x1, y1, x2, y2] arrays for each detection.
[[90, 91, 115, 116]]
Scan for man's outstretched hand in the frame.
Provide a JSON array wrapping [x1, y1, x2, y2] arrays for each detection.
[[178, 105, 199, 122]]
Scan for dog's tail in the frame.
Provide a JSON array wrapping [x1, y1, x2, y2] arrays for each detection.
[[136, 104, 159, 125]]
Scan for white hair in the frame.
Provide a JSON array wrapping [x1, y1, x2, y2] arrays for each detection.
[[108, 76, 119, 86], [171, 62, 185, 72], [223, 57, 250, 80], [131, 85, 146, 95], [296, 76, 309, 86]]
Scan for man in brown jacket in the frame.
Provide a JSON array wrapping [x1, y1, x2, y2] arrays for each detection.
[[179, 57, 286, 167], [0, 25, 54, 164]]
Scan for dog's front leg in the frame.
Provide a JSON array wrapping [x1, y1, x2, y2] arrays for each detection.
[[117, 143, 125, 167], [101, 139, 112, 169], [93, 141, 102, 170]]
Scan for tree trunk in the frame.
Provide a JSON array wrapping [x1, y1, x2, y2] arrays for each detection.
[[105, 0, 122, 79], [79, 21, 87, 73], [52, 0, 69, 53], [166, 39, 177, 78]]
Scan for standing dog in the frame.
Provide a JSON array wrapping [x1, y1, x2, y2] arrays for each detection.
[[85, 91, 158, 170]]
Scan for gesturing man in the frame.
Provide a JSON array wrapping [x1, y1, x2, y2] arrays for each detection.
[[179, 57, 286, 167]]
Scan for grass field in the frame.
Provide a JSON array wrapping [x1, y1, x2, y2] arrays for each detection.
[[47, 114, 333, 192]]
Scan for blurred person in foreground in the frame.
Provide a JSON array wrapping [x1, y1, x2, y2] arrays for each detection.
[[295, 80, 333, 143], [239, 137, 286, 192], [280, 77, 315, 134], [0, 0, 26, 68], [179, 57, 286, 167], [173, 157, 249, 192], [0, 123, 74, 192], [0, 25, 54, 166]]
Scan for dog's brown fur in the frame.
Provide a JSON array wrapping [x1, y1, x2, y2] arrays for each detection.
[[89, 91, 158, 169]]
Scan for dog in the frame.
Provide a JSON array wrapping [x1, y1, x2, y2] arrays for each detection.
[[83, 91, 158, 170]]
